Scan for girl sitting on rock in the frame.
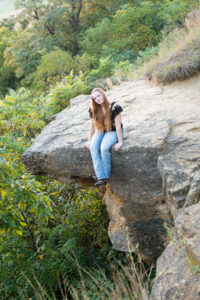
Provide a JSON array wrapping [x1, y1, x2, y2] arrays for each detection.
[[86, 87, 123, 186]]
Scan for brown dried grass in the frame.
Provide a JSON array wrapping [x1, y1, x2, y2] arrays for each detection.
[[145, 16, 200, 84]]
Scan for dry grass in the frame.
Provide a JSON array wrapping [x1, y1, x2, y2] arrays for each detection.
[[124, 13, 200, 84], [70, 256, 153, 300], [19, 254, 153, 300], [144, 16, 200, 84]]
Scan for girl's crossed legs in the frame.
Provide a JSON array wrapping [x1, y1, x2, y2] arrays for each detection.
[[90, 131, 118, 180]]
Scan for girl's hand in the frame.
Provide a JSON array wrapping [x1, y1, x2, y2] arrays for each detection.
[[113, 142, 122, 152], [86, 141, 91, 150]]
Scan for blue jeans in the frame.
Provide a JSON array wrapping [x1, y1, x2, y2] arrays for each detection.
[[90, 130, 122, 180]]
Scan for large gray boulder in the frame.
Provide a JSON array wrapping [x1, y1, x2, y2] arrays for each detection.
[[22, 74, 200, 262], [152, 202, 200, 300]]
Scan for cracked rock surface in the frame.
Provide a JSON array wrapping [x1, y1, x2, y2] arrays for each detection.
[[22, 74, 200, 262], [152, 203, 200, 300]]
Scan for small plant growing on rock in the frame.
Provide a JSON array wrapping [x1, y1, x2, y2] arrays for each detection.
[[163, 221, 175, 245], [185, 244, 200, 274]]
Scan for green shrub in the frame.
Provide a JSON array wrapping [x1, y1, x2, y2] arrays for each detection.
[[46, 71, 91, 112], [0, 65, 17, 95], [113, 60, 132, 83], [32, 49, 74, 91], [110, 4, 162, 52], [0, 158, 111, 299], [74, 53, 98, 74], [4, 30, 42, 78], [101, 46, 138, 63], [0, 80, 111, 299], [0, 88, 47, 140], [160, 0, 200, 29], [80, 18, 112, 58], [0, 26, 18, 94], [88, 56, 115, 82]]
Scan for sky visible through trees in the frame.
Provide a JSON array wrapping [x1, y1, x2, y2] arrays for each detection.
[[0, 0, 15, 14]]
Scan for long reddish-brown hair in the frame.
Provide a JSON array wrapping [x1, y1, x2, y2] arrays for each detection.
[[91, 88, 112, 132]]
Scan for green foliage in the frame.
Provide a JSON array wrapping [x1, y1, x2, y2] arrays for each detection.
[[4, 30, 42, 78], [135, 46, 159, 66], [1, 0, 200, 298], [0, 163, 111, 298], [0, 88, 47, 139], [114, 60, 132, 82], [81, 2, 164, 67], [32, 49, 74, 90], [1, 0, 198, 93], [80, 18, 112, 58], [0, 144, 53, 236], [0, 27, 17, 94], [74, 53, 98, 74], [110, 4, 162, 52], [160, 0, 200, 28], [81, 0, 130, 27], [0, 27, 13, 64], [15, 0, 87, 55], [163, 222, 175, 244], [0, 80, 111, 299], [46, 71, 91, 112], [101, 46, 138, 64], [0, 65, 17, 95], [88, 56, 115, 82]]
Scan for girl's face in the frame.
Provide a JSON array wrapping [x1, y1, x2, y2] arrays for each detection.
[[92, 91, 104, 105]]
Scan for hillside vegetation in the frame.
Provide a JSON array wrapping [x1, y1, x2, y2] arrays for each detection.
[[0, 0, 200, 298], [145, 12, 200, 83]]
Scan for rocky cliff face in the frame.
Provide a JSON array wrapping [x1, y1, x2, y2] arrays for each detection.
[[152, 202, 200, 300], [22, 74, 200, 263]]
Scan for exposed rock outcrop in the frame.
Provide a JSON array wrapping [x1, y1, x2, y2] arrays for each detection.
[[22, 74, 200, 262], [152, 202, 200, 300]]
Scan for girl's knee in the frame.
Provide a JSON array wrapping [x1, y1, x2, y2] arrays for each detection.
[[90, 143, 99, 154], [100, 145, 110, 155]]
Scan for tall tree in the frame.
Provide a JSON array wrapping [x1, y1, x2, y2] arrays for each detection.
[[15, 0, 84, 56]]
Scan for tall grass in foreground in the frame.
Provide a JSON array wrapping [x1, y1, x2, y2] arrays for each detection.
[[70, 256, 153, 300], [124, 12, 200, 84], [19, 254, 153, 300]]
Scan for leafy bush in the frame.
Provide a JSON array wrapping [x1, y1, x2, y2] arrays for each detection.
[[0, 78, 111, 299], [0, 65, 17, 95], [4, 30, 42, 78], [80, 18, 112, 58], [74, 53, 98, 74], [88, 56, 115, 82], [46, 71, 91, 112], [32, 49, 74, 91], [110, 4, 163, 52], [100, 46, 138, 64], [0, 26, 18, 94], [113, 60, 132, 83], [135, 47, 159, 66], [0, 88, 47, 140], [0, 156, 111, 299], [160, 0, 200, 28]]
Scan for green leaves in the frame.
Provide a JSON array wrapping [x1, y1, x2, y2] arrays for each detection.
[[0, 88, 46, 139], [32, 49, 74, 90], [0, 146, 53, 236], [0, 113, 111, 298], [46, 71, 91, 111]]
